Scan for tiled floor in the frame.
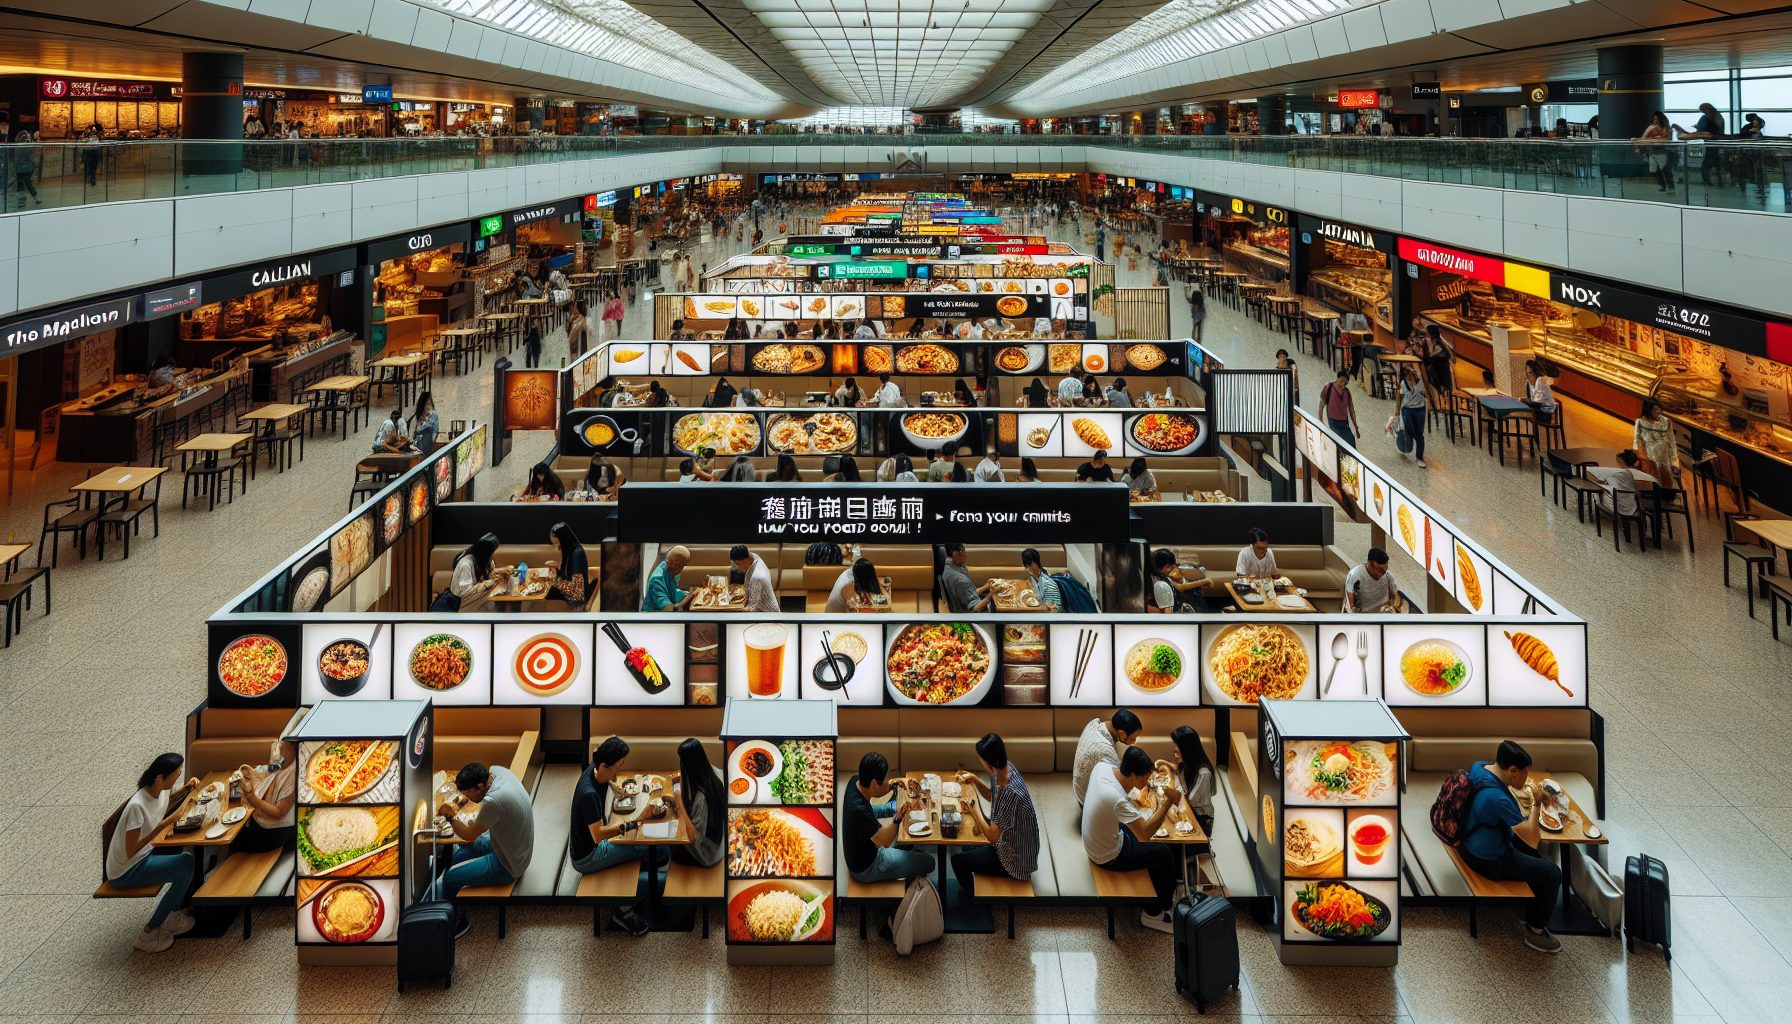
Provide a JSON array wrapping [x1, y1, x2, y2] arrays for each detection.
[[0, 206, 1782, 1022]]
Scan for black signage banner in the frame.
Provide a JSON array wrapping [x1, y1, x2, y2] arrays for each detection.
[[143, 282, 202, 319], [912, 294, 1049, 318], [1196, 190, 1285, 226], [1301, 214, 1393, 254], [0, 296, 136, 357], [1411, 82, 1442, 99], [201, 247, 359, 305], [618, 482, 1134, 544], [504, 199, 578, 228], [1548, 270, 1767, 355], [365, 221, 473, 264]]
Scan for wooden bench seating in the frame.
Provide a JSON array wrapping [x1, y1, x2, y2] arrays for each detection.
[[456, 763, 580, 938], [662, 861, 726, 936], [193, 847, 293, 938], [574, 862, 653, 936], [1442, 846, 1533, 937], [1092, 866, 1159, 939]]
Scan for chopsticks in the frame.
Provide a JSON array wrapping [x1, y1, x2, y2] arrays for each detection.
[[328, 743, 380, 803], [820, 630, 850, 697], [1069, 628, 1097, 699], [600, 621, 634, 654]]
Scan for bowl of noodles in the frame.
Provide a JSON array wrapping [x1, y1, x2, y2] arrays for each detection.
[[899, 412, 969, 450], [884, 622, 996, 706], [1284, 740, 1395, 804], [727, 879, 832, 942], [672, 412, 762, 456], [1205, 624, 1311, 705]]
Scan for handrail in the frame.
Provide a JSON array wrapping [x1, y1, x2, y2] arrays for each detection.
[[3, 135, 1790, 215]]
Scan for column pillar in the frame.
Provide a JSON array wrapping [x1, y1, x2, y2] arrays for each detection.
[[1257, 96, 1286, 135], [1597, 44, 1662, 145], [180, 52, 243, 174]]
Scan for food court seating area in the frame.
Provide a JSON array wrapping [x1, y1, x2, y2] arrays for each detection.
[[427, 542, 601, 611], [1172, 543, 1351, 605]]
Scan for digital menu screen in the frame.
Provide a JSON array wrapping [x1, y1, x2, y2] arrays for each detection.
[[797, 622, 885, 705], [492, 623, 595, 705], [725, 739, 835, 807], [1381, 623, 1486, 707], [1111, 622, 1199, 706], [301, 623, 394, 704], [1200, 622, 1318, 706], [392, 623, 492, 706]]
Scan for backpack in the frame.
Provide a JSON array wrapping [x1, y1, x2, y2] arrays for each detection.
[[1051, 572, 1099, 613], [1429, 768, 1477, 847], [891, 876, 944, 955]]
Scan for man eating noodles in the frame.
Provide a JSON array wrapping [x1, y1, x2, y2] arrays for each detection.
[[1083, 745, 1182, 932]]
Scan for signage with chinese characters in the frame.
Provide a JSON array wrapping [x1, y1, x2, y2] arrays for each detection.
[[1338, 90, 1381, 109], [617, 483, 1133, 544]]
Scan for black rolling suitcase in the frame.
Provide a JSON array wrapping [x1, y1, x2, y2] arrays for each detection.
[[398, 832, 456, 991], [1173, 893, 1238, 1013], [1624, 853, 1671, 963]]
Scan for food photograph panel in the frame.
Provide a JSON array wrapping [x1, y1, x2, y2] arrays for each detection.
[[1283, 878, 1398, 944], [1345, 808, 1399, 878], [1282, 739, 1399, 808], [297, 877, 400, 945], [726, 739, 836, 807], [1359, 464, 1391, 534], [607, 344, 648, 373], [491, 623, 596, 706], [1282, 807, 1346, 879], [454, 432, 477, 490], [1423, 518, 1454, 593], [1486, 623, 1586, 707], [405, 472, 433, 528], [296, 804, 401, 878], [562, 409, 640, 459], [288, 545, 332, 613], [1047, 623, 1112, 706], [1389, 493, 1429, 567], [888, 410, 980, 458], [893, 342, 962, 376], [991, 343, 1047, 377], [749, 342, 829, 376], [1122, 411, 1209, 458], [999, 622, 1049, 705], [1453, 540, 1494, 615], [327, 511, 377, 597], [1080, 343, 1112, 375], [298, 740, 401, 806], [797, 623, 885, 705], [684, 294, 738, 319], [590, 621, 685, 705], [1111, 623, 1199, 706], [670, 411, 764, 458], [1015, 412, 1064, 458], [300, 623, 394, 704], [392, 622, 493, 706], [686, 622, 720, 707], [726, 878, 833, 944], [1059, 412, 1124, 459], [766, 412, 861, 456], [209, 622, 303, 708], [727, 622, 801, 701], [670, 342, 710, 375], [886, 622, 998, 706], [1314, 623, 1382, 701], [727, 808, 835, 878], [1492, 569, 1535, 617], [1200, 622, 1317, 707], [1381, 623, 1488, 707]]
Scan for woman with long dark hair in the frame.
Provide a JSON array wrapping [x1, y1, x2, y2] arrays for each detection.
[[1166, 724, 1216, 853], [586, 454, 624, 499], [449, 532, 505, 608], [1017, 456, 1040, 482], [952, 378, 975, 407], [773, 454, 801, 482], [1147, 547, 1207, 613], [825, 455, 862, 482], [546, 521, 590, 611], [107, 753, 200, 952], [1024, 378, 1050, 408], [710, 377, 738, 409], [826, 557, 883, 612], [524, 461, 565, 499], [671, 738, 725, 867], [835, 377, 863, 407], [893, 453, 918, 482], [1636, 111, 1677, 191]]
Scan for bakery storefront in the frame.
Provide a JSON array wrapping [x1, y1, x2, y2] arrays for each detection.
[[34, 75, 181, 139], [367, 223, 475, 354], [180, 249, 359, 379], [1197, 192, 1290, 281], [1299, 216, 1394, 337]]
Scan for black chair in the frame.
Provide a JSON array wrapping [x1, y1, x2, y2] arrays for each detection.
[[1643, 486, 1694, 551], [1540, 454, 1578, 504], [1593, 491, 1653, 552], [350, 477, 383, 509], [255, 423, 303, 473], [37, 496, 98, 567], [1535, 406, 1567, 451], [1489, 412, 1538, 468], [183, 459, 242, 511], [1441, 392, 1478, 447], [1723, 513, 1778, 619], [1562, 477, 1603, 523], [1769, 577, 1792, 642], [96, 475, 162, 560], [0, 567, 50, 648]]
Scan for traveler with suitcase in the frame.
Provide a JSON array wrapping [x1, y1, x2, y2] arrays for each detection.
[[1451, 740, 1564, 953], [433, 761, 536, 938], [1083, 745, 1183, 933]]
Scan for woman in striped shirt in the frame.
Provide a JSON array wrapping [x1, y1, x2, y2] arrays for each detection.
[[951, 734, 1040, 894]]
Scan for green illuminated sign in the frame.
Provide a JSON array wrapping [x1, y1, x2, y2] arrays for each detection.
[[788, 244, 833, 256], [479, 215, 504, 238], [831, 262, 902, 279]]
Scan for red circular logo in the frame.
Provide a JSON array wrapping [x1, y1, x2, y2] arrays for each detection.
[[40, 79, 67, 98]]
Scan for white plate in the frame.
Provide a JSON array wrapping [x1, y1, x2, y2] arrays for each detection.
[[221, 807, 247, 825], [204, 822, 228, 840], [907, 821, 932, 836], [1275, 595, 1308, 610]]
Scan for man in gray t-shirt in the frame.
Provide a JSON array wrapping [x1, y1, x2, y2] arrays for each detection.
[[1345, 547, 1402, 613], [436, 763, 535, 930]]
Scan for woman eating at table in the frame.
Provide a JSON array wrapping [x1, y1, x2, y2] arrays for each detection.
[[1023, 378, 1051, 408], [232, 716, 303, 854], [670, 738, 725, 869], [523, 461, 566, 499], [951, 734, 1039, 896], [1633, 399, 1680, 484], [372, 406, 411, 454], [108, 753, 200, 953], [586, 454, 624, 500], [1166, 725, 1216, 854], [1148, 547, 1208, 613], [1122, 457, 1158, 499], [826, 557, 884, 613], [1524, 359, 1558, 419], [545, 521, 590, 611], [411, 392, 439, 452], [448, 532, 508, 610]]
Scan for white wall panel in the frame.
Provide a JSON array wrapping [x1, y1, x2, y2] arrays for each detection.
[[1499, 191, 1569, 270], [1294, 168, 1343, 220], [1400, 181, 1505, 254], [1311, 16, 1351, 58], [247, 0, 309, 21], [1284, 26, 1320, 64], [1680, 207, 1792, 317], [20, 202, 173, 307], [1342, 6, 1389, 49], [1565, 196, 1684, 293], [1425, 0, 1500, 31], [368, 0, 418, 41], [306, 0, 373, 33], [290, 183, 355, 253], [476, 27, 510, 65], [1381, 0, 1437, 42], [1338, 174, 1402, 233], [444, 17, 481, 58], [350, 178, 422, 240], [0, 218, 21, 316], [173, 191, 293, 276], [410, 5, 451, 50]]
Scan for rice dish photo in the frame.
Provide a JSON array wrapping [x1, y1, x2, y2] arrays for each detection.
[[1207, 624, 1310, 704], [742, 889, 806, 940], [1129, 412, 1202, 454], [1123, 639, 1183, 693], [217, 634, 287, 697], [409, 634, 473, 690], [887, 623, 992, 704], [673, 412, 761, 455], [298, 806, 398, 875], [767, 412, 856, 454], [901, 412, 967, 442], [1399, 639, 1471, 697]]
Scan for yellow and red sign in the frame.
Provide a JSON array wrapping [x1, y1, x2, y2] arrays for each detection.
[[1397, 238, 1548, 297]]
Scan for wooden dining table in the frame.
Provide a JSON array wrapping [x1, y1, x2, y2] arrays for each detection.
[[899, 772, 995, 933], [1224, 578, 1316, 613], [984, 576, 1043, 612], [1528, 775, 1608, 935], [150, 771, 253, 848], [607, 770, 696, 930], [72, 464, 168, 509], [307, 375, 372, 440]]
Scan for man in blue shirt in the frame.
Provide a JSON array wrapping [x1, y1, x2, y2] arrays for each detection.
[[1461, 740, 1563, 953], [641, 546, 692, 611]]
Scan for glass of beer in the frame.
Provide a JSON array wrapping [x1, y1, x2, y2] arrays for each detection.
[[742, 622, 787, 698]]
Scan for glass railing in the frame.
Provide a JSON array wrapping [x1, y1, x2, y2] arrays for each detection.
[[3, 135, 1789, 216]]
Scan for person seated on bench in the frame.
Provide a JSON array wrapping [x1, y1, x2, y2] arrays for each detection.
[[670, 738, 725, 870], [571, 737, 669, 937], [1344, 547, 1403, 613], [109, 753, 201, 953], [1083, 745, 1183, 933], [843, 751, 935, 890], [1166, 725, 1216, 856], [642, 546, 694, 612], [435, 761, 535, 939], [231, 722, 300, 853], [940, 543, 994, 613], [730, 544, 780, 612], [1073, 708, 1142, 807], [1236, 527, 1278, 580], [1023, 548, 1061, 612], [827, 558, 884, 614], [1461, 740, 1563, 955], [950, 733, 1038, 898]]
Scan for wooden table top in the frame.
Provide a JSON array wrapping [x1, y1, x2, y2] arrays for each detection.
[[176, 433, 253, 453], [239, 403, 309, 420], [1741, 518, 1792, 549], [369, 353, 431, 367], [1379, 353, 1423, 363], [1136, 763, 1208, 845], [1463, 387, 1503, 398], [71, 465, 169, 490], [899, 772, 991, 847], [487, 566, 555, 603], [310, 375, 371, 391], [514, 297, 550, 307], [1267, 294, 1304, 305], [151, 771, 252, 848], [986, 577, 1044, 613], [689, 581, 748, 611], [1226, 579, 1316, 614], [436, 327, 486, 337], [1304, 308, 1340, 319], [481, 312, 524, 321], [1239, 282, 1276, 291], [1529, 776, 1605, 845], [608, 771, 695, 846], [0, 543, 32, 565]]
